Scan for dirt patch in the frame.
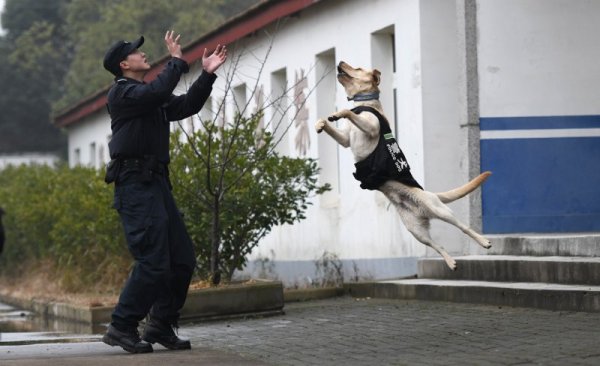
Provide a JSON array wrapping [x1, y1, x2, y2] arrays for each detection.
[[188, 279, 257, 291], [0, 261, 119, 307], [0, 263, 256, 308]]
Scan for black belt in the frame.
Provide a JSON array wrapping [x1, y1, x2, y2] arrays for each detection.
[[121, 158, 168, 175]]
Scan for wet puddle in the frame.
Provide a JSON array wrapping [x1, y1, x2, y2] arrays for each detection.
[[0, 302, 104, 345]]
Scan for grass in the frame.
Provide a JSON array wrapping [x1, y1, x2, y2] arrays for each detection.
[[0, 261, 259, 308], [0, 260, 120, 307]]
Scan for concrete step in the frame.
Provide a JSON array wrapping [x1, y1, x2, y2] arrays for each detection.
[[418, 255, 600, 285], [488, 233, 600, 256], [347, 279, 600, 312]]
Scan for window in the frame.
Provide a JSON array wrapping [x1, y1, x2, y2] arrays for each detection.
[[200, 96, 213, 124], [98, 144, 105, 167], [89, 142, 96, 168], [371, 25, 396, 133], [233, 84, 247, 117], [270, 68, 289, 155], [315, 48, 340, 205], [74, 148, 81, 166]]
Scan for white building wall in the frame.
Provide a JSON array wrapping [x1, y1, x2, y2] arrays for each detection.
[[63, 0, 507, 285], [199, 0, 455, 284], [477, 0, 600, 233], [478, 0, 600, 117], [0, 153, 60, 170], [67, 113, 111, 170], [69, 0, 600, 285], [419, 0, 470, 256]]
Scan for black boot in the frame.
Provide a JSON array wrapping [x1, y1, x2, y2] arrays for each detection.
[[102, 324, 153, 354], [142, 318, 191, 350]]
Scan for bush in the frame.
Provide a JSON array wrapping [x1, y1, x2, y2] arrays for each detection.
[[0, 164, 129, 291], [47, 166, 129, 290], [170, 113, 330, 283], [0, 164, 56, 264]]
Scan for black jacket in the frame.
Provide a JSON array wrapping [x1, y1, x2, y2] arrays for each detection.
[[352, 106, 423, 191], [107, 57, 216, 163]]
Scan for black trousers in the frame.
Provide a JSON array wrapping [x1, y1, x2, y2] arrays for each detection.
[[111, 170, 196, 329]]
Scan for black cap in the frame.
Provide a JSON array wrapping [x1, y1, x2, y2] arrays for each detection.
[[103, 36, 145, 76]]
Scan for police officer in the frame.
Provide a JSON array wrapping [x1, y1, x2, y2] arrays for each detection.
[[101, 31, 226, 354]]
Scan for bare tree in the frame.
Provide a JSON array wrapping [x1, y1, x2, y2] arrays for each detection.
[[171, 27, 333, 284]]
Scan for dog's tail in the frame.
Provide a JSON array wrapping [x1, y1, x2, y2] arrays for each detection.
[[435, 171, 492, 204]]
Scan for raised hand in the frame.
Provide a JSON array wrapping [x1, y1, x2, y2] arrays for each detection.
[[202, 44, 227, 74], [165, 30, 182, 59]]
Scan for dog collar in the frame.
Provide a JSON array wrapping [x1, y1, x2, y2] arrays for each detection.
[[347, 92, 380, 101]]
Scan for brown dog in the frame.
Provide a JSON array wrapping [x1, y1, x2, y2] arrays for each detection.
[[315, 61, 491, 270]]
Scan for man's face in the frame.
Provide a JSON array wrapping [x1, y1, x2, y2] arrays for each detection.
[[120, 49, 150, 73]]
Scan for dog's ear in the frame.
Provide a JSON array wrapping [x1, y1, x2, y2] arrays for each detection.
[[372, 69, 381, 86]]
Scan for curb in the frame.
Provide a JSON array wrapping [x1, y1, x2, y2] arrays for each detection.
[[345, 279, 600, 312], [284, 287, 346, 302], [0, 294, 112, 324], [1, 282, 350, 326]]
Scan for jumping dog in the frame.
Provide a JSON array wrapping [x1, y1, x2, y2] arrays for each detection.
[[315, 61, 491, 270]]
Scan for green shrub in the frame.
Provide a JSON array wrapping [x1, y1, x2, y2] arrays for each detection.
[[0, 164, 57, 267], [169, 113, 330, 283], [0, 164, 128, 291], [47, 166, 128, 291]]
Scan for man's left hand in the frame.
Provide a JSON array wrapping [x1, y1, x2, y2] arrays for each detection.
[[202, 44, 227, 74]]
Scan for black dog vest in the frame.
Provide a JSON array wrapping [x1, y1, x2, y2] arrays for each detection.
[[352, 106, 423, 191]]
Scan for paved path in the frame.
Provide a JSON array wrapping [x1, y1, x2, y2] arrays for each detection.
[[2, 296, 600, 365]]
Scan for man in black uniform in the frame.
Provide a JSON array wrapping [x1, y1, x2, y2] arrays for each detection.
[[101, 31, 226, 354]]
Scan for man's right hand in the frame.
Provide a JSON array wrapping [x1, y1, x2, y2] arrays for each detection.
[[165, 30, 182, 59]]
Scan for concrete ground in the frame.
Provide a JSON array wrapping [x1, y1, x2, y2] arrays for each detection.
[[2, 296, 600, 365]]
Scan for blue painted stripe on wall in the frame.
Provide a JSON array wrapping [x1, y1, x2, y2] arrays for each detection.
[[481, 136, 600, 234], [480, 115, 600, 131], [481, 128, 600, 140]]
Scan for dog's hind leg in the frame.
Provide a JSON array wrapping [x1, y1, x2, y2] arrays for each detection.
[[423, 193, 491, 249], [397, 211, 458, 271], [382, 183, 458, 270]]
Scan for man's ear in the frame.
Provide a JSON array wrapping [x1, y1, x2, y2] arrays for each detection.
[[119, 60, 129, 71], [372, 69, 381, 86]]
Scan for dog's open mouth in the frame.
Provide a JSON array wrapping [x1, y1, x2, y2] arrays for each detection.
[[337, 66, 349, 78]]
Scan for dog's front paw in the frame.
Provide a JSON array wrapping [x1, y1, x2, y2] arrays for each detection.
[[327, 109, 350, 122], [315, 119, 327, 133]]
